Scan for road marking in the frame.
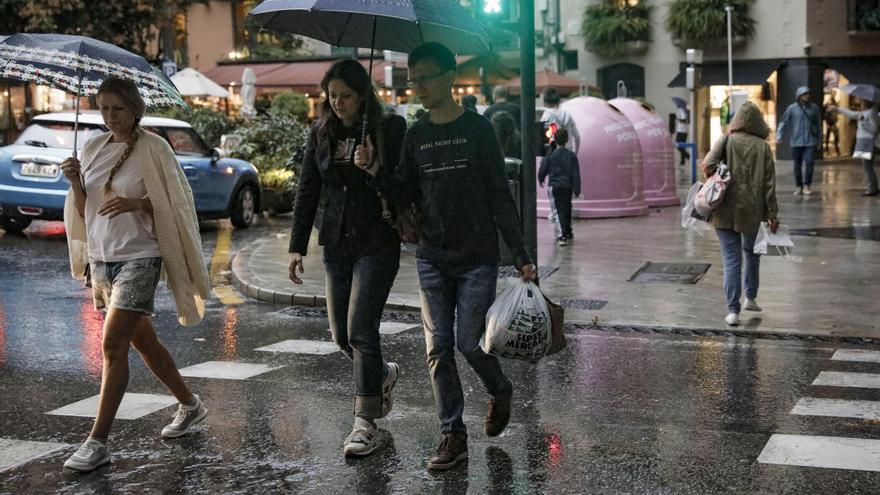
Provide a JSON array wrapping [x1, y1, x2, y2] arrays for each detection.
[[178, 361, 283, 380], [47, 393, 177, 420], [255, 339, 339, 355], [791, 397, 880, 420], [0, 438, 70, 473], [209, 222, 244, 305], [758, 434, 880, 472], [813, 371, 880, 389], [832, 349, 880, 364], [379, 322, 420, 335]]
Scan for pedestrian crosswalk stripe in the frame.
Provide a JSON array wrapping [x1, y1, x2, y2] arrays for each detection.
[[831, 349, 880, 364], [178, 361, 284, 380], [379, 322, 420, 335], [791, 397, 880, 420], [812, 371, 880, 389], [0, 438, 70, 473], [758, 434, 880, 472], [47, 393, 178, 420], [255, 339, 339, 355]]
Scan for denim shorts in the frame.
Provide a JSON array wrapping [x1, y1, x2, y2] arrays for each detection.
[[90, 257, 162, 315]]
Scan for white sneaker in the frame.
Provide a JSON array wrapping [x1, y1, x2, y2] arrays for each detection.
[[161, 394, 207, 438], [793, 187, 803, 196], [803, 185, 813, 195], [743, 299, 762, 312], [725, 313, 740, 326], [379, 362, 399, 418], [64, 438, 110, 472], [343, 417, 380, 457]]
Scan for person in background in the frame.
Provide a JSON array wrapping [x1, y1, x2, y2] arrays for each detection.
[[490, 111, 521, 159], [777, 86, 821, 196], [703, 101, 779, 327], [538, 128, 581, 246], [823, 96, 841, 157], [834, 98, 880, 196], [675, 104, 690, 166], [461, 94, 478, 113], [541, 86, 580, 153], [483, 85, 521, 130], [288, 59, 407, 458]]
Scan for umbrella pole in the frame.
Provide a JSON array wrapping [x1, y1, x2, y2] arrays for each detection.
[[361, 16, 378, 147], [73, 73, 81, 159]]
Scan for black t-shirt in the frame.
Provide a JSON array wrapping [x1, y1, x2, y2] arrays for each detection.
[[483, 101, 521, 130]]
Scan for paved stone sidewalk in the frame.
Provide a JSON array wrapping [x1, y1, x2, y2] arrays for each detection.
[[232, 160, 880, 338]]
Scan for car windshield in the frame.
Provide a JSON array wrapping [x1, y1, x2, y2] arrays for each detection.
[[146, 127, 210, 157], [14, 121, 104, 150]]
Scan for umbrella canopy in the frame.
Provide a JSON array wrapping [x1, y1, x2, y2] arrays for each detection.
[[171, 67, 230, 98], [506, 69, 585, 97], [842, 83, 880, 103], [0, 33, 186, 108], [671, 96, 687, 109], [248, 0, 492, 55]]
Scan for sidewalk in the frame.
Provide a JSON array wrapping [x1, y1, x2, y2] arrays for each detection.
[[231, 159, 880, 338]]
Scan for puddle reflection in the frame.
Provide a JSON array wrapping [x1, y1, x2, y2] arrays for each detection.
[[79, 301, 104, 380], [0, 303, 6, 366], [221, 307, 239, 360]]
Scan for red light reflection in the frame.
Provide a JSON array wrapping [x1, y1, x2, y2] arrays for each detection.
[[547, 432, 564, 469], [79, 302, 104, 380], [0, 303, 6, 366]]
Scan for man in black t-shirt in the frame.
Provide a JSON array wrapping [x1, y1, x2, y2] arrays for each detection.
[[483, 85, 521, 130], [355, 42, 536, 471]]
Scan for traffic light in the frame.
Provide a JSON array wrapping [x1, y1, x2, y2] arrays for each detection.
[[478, 0, 511, 20], [537, 121, 557, 157]]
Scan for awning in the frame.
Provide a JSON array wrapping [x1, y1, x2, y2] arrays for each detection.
[[668, 59, 784, 87], [824, 57, 880, 85], [204, 59, 391, 93]]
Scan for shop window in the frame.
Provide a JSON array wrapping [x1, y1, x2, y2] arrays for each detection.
[[597, 63, 644, 99], [848, 0, 880, 31]]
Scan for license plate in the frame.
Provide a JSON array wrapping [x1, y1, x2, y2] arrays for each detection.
[[20, 162, 59, 178]]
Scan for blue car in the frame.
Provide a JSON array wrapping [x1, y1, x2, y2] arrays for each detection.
[[0, 111, 261, 234]]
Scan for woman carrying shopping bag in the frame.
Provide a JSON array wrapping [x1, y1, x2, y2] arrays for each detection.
[[832, 99, 880, 196], [288, 59, 407, 458], [702, 101, 780, 326], [60, 77, 211, 471]]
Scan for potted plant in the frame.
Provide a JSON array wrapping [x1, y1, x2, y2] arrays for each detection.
[[666, 0, 756, 49], [581, 1, 653, 58]]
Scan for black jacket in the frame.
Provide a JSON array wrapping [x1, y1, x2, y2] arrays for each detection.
[[538, 147, 581, 194], [289, 114, 406, 256]]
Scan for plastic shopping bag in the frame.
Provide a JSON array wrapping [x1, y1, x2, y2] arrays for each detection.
[[681, 182, 714, 236], [482, 280, 551, 363], [754, 221, 795, 256]]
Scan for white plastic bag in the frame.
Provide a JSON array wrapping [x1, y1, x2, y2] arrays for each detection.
[[754, 221, 795, 256], [681, 182, 714, 236], [482, 280, 551, 363]]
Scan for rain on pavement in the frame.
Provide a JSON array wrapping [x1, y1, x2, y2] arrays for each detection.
[[3, 217, 880, 494]]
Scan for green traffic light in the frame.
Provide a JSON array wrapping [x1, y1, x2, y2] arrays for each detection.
[[483, 0, 502, 15]]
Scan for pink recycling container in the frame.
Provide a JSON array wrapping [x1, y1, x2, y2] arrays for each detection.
[[537, 96, 649, 219], [609, 97, 680, 207]]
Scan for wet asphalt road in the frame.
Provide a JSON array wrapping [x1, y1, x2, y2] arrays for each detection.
[[2, 218, 880, 494]]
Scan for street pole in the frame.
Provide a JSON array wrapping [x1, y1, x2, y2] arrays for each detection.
[[725, 5, 734, 113], [519, 0, 537, 267]]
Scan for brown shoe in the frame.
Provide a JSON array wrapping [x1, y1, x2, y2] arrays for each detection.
[[427, 432, 468, 470], [484, 390, 513, 437]]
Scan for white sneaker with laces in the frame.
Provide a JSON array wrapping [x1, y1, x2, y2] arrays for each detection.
[[725, 313, 740, 326], [161, 394, 207, 438], [793, 187, 803, 196], [64, 438, 110, 472], [743, 299, 762, 312], [380, 362, 399, 418], [803, 185, 813, 195], [343, 417, 380, 457]]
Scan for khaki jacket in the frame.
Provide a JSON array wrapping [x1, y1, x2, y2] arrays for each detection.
[[64, 131, 211, 326], [703, 102, 779, 237]]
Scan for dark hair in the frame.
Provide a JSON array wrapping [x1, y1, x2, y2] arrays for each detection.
[[319, 59, 385, 136], [491, 111, 520, 159], [462, 94, 477, 112], [408, 42, 457, 73], [554, 127, 569, 146], [543, 86, 561, 106]]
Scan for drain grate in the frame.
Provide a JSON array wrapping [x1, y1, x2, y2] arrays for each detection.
[[628, 262, 711, 284], [560, 298, 608, 310], [498, 265, 558, 279], [275, 306, 422, 324]]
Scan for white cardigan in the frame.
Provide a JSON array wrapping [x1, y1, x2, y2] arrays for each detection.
[[64, 131, 212, 326]]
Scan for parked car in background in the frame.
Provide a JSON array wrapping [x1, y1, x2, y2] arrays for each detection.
[[0, 111, 261, 234]]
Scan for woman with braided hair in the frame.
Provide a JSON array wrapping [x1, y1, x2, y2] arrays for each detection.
[[60, 77, 211, 472]]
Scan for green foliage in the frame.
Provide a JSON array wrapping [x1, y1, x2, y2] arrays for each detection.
[[270, 91, 310, 121], [228, 111, 308, 181], [581, 1, 653, 57], [665, 0, 757, 45], [259, 168, 297, 193], [152, 106, 238, 147], [859, 7, 880, 31]]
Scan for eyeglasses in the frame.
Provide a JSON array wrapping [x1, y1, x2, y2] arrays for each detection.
[[406, 71, 448, 89]]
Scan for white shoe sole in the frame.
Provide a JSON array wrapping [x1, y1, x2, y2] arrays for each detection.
[[161, 406, 208, 439], [344, 440, 381, 457], [63, 454, 110, 472]]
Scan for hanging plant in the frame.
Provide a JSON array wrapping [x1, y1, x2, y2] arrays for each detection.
[[581, 2, 653, 58], [665, 0, 756, 47]]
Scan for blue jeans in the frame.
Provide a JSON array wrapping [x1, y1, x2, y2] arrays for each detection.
[[792, 146, 815, 187], [324, 247, 400, 419], [716, 229, 760, 314], [416, 259, 513, 434]]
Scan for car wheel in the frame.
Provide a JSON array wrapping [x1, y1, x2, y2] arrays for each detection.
[[230, 184, 256, 229], [0, 215, 32, 235]]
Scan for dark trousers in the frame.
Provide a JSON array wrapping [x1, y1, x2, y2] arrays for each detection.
[[552, 186, 573, 239], [865, 152, 879, 194], [792, 146, 815, 187], [324, 246, 400, 419], [675, 132, 689, 165]]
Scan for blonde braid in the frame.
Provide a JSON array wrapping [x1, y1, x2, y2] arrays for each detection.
[[104, 126, 141, 194]]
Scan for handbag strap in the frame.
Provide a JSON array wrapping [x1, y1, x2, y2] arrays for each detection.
[[371, 119, 394, 223]]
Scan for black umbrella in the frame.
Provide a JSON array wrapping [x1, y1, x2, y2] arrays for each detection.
[[249, 0, 492, 140]]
